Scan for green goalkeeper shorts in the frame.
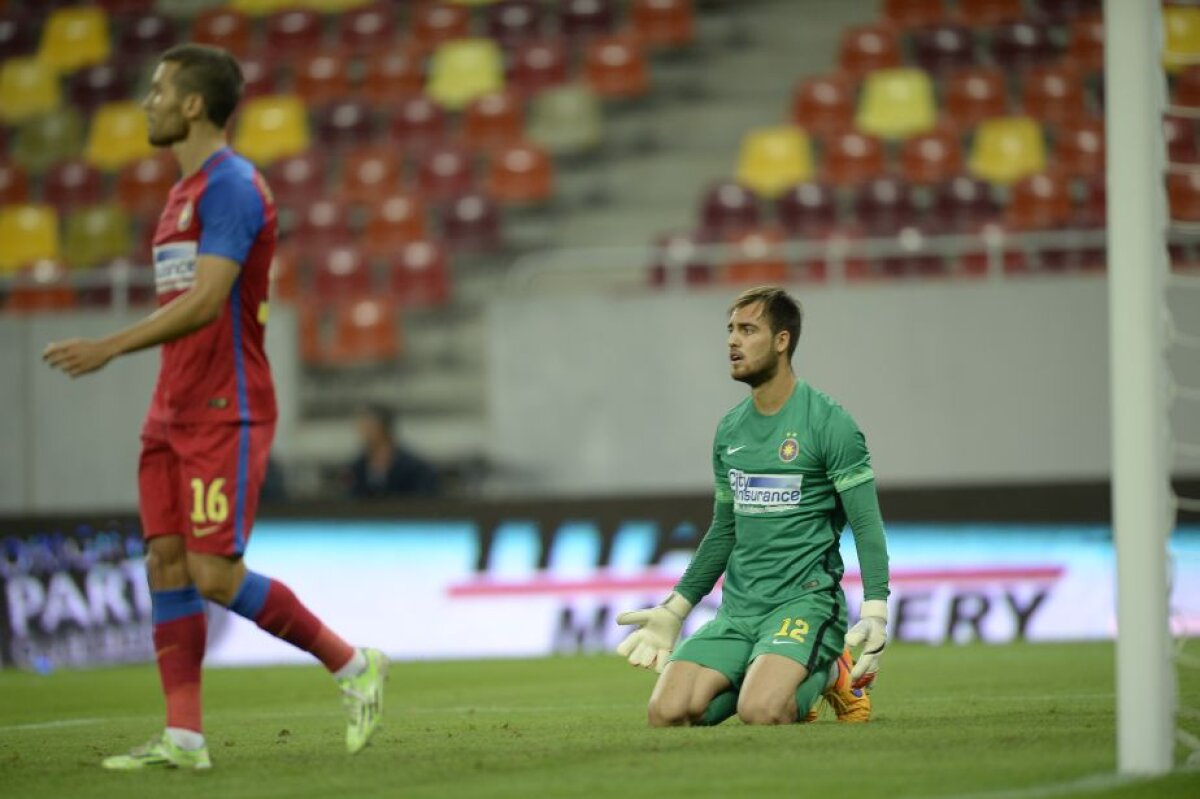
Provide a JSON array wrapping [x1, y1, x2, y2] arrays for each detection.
[[669, 590, 847, 689]]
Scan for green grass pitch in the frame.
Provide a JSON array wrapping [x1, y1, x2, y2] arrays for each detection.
[[1, 642, 1198, 799]]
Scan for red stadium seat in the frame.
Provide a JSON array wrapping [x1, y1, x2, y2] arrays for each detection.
[[293, 51, 353, 106], [698, 181, 761, 239], [118, 12, 175, 60], [852, 176, 921, 234], [1075, 174, 1105, 227], [292, 198, 352, 253], [630, 0, 695, 49], [509, 38, 570, 97], [364, 191, 428, 258], [440, 191, 502, 252], [1066, 15, 1104, 74], [332, 298, 401, 364], [314, 100, 375, 148], [42, 159, 105, 211], [1165, 113, 1200, 165], [989, 20, 1059, 71], [4, 259, 77, 312], [1006, 171, 1072, 231], [791, 73, 856, 139], [559, 0, 617, 45], [882, 0, 947, 28], [956, 0, 1023, 27], [1021, 64, 1088, 127], [647, 230, 713, 287], [1031, 0, 1100, 24], [264, 150, 327, 208], [312, 245, 373, 300], [386, 238, 450, 306], [264, 8, 325, 60], [0, 162, 29, 204], [1174, 65, 1200, 110], [389, 94, 449, 157], [191, 8, 252, 56], [361, 48, 425, 103], [1169, 169, 1200, 222], [337, 3, 396, 54], [838, 25, 902, 80], [487, 1, 545, 50], [930, 175, 1000, 231], [776, 181, 838, 237], [822, 130, 887, 187], [416, 143, 476, 203], [944, 67, 1009, 130], [269, 243, 302, 302], [69, 62, 132, 114], [1054, 116, 1105, 178], [900, 128, 964, 184], [411, 3, 471, 53], [583, 35, 650, 100], [486, 140, 554, 205], [724, 227, 788, 284], [339, 145, 404, 205], [463, 90, 525, 154], [237, 56, 278, 100], [910, 24, 976, 75]]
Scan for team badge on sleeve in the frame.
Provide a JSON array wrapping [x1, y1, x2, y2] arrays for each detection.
[[779, 436, 800, 462]]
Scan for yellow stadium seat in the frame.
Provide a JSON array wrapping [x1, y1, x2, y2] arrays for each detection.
[[1165, 6, 1200, 74], [228, 0, 294, 15], [855, 67, 937, 140], [527, 84, 605, 157], [427, 39, 505, 111], [0, 205, 59, 273], [0, 57, 61, 124], [735, 126, 814, 198], [12, 108, 86, 173], [968, 116, 1046, 186], [300, 0, 376, 10], [85, 102, 153, 172], [38, 6, 111, 74], [62, 204, 132, 269], [233, 95, 311, 166]]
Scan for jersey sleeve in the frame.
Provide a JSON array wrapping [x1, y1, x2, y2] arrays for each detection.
[[197, 173, 266, 265], [673, 426, 736, 604], [822, 407, 875, 494], [839, 481, 891, 601]]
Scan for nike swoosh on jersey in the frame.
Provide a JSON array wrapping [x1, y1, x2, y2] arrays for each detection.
[[726, 445, 748, 454], [192, 524, 220, 538]]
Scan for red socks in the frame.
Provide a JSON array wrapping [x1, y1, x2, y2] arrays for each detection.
[[151, 588, 207, 733], [228, 571, 355, 672]]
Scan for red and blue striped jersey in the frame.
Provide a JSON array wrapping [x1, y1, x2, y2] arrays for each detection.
[[148, 147, 278, 424]]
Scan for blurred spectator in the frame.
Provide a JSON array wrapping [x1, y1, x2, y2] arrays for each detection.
[[347, 404, 440, 499]]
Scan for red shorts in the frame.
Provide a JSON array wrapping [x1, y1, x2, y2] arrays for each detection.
[[138, 419, 275, 556]]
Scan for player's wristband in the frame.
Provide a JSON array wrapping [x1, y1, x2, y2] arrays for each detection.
[[660, 592, 693, 621]]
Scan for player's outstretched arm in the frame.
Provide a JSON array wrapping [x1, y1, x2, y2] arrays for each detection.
[[840, 481, 890, 689], [43, 256, 239, 378]]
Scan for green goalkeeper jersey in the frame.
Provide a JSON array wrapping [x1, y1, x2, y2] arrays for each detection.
[[674, 380, 890, 617]]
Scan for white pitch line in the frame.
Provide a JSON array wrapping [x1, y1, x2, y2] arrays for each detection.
[[0, 718, 105, 732], [910, 772, 1153, 799]]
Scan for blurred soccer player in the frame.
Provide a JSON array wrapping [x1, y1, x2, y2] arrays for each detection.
[[43, 45, 386, 769], [615, 286, 890, 726]]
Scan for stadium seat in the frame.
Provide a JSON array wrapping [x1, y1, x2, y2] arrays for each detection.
[[0, 204, 59, 272], [304, 0, 378, 11], [118, 12, 175, 60], [237, 55, 278, 100], [698, 181, 761, 239], [559, 0, 617, 45], [339, 145, 404, 205], [968, 116, 1046, 185], [910, 24, 976, 75], [630, 0, 695, 49], [330, 297, 402, 364], [411, 3, 472, 53], [822, 130, 886, 187], [440, 191, 502, 252], [389, 94, 449, 157], [791, 74, 855, 139], [463, 90, 524, 153], [1075, 173, 1105, 226], [1066, 14, 1104, 75], [234, 95, 311, 165], [417, 143, 475, 203], [724, 227, 788, 284], [115, 152, 177, 218], [0, 57, 62, 123], [837, 25, 902, 80], [427, 38, 505, 111], [526, 84, 604, 157], [486, 140, 554, 205], [855, 68, 937, 140], [312, 245, 373, 299], [735, 126, 813, 198], [1030, 0, 1099, 24], [336, 3, 395, 54], [0, 162, 29, 204], [900, 129, 963, 184], [293, 51, 353, 106], [1169, 169, 1200, 222], [264, 8, 324, 58], [69, 62, 132, 114], [1021, 64, 1087, 128], [84, 101, 153, 172], [1175, 65, 1200, 110], [42, 159, 105, 211], [584, 35, 650, 100], [292, 198, 351, 253], [5, 259, 78, 312], [10, 108, 85, 173], [364, 191, 428, 258], [487, 0, 545, 50], [61, 204, 132, 269], [509, 38, 570, 97], [228, 0, 293, 15], [852, 176, 921, 234], [37, 6, 111, 74], [955, 0, 1023, 27], [361, 48, 425, 103], [269, 243, 301, 302], [930, 174, 1000, 231], [1165, 113, 1200, 166], [1054, 116, 1104, 178], [0, 12, 37, 57], [881, 0, 946, 29], [989, 20, 1059, 71], [944, 67, 1009, 131], [386, 238, 450, 306], [1165, 5, 1200, 74], [647, 229, 713, 287], [1006, 171, 1071, 230], [776, 181, 838, 237], [265, 150, 327, 210], [191, 7, 252, 55]]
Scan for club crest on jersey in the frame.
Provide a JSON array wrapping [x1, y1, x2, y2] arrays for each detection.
[[779, 436, 800, 462], [177, 200, 194, 231]]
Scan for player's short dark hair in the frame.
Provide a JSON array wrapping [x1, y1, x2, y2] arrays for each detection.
[[360, 403, 396, 442], [159, 44, 244, 128], [729, 286, 803, 360]]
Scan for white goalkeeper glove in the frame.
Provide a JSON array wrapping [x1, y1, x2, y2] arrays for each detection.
[[615, 593, 693, 673], [844, 599, 888, 690]]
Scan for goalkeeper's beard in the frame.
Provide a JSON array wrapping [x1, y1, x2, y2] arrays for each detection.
[[733, 356, 779, 388]]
